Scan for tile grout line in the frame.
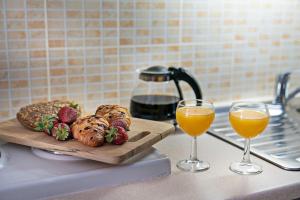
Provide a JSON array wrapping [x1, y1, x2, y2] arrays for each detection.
[[178, 0, 183, 66], [2, 0, 13, 118], [230, 1, 237, 101], [163, 0, 167, 94], [149, 0, 152, 67], [163, 0, 167, 66], [117, 0, 120, 105], [254, 0, 262, 96], [63, 0, 70, 100], [82, 0, 88, 110], [99, 0, 104, 105], [2, 41, 245, 50], [24, 0, 32, 104], [43, 0, 51, 101], [133, 0, 137, 88]]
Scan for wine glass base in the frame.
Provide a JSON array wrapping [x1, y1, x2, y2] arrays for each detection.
[[230, 162, 262, 175], [0, 148, 7, 170], [176, 159, 209, 172]]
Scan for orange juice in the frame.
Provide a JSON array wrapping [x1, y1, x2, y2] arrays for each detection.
[[229, 109, 269, 138], [176, 107, 215, 136]]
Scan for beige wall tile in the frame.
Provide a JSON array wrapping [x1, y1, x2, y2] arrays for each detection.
[[1, 0, 300, 119], [47, 10, 64, 19], [68, 58, 83, 66], [8, 41, 27, 49], [87, 75, 101, 83], [48, 20, 64, 29], [30, 69, 47, 78], [31, 88, 48, 97], [85, 0, 100, 10], [28, 10, 44, 19], [28, 21, 45, 29], [67, 11, 82, 18], [11, 99, 30, 108], [30, 31, 45, 39], [67, 66, 84, 75], [47, 0, 64, 9], [86, 57, 100, 65], [6, 0, 25, 9], [6, 11, 25, 19], [29, 40, 45, 49], [66, 0, 82, 9], [27, 0, 44, 9], [9, 60, 27, 70], [8, 31, 26, 40], [50, 77, 66, 86], [32, 97, 48, 103], [50, 68, 66, 76], [49, 40, 65, 48], [0, 81, 9, 89], [11, 80, 28, 88], [85, 11, 100, 19], [30, 60, 47, 68], [51, 86, 67, 95], [10, 70, 28, 79], [69, 76, 84, 84], [103, 20, 117, 28], [30, 50, 46, 58], [7, 21, 25, 30]]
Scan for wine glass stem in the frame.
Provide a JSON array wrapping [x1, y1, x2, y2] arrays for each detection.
[[190, 136, 198, 161], [242, 138, 251, 163]]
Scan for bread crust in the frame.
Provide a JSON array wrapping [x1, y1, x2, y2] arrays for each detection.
[[71, 115, 109, 147], [95, 105, 131, 128], [17, 100, 81, 131]]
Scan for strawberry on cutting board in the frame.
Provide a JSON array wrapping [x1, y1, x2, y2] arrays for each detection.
[[51, 123, 71, 141], [105, 126, 128, 145], [110, 119, 130, 131], [57, 106, 78, 124]]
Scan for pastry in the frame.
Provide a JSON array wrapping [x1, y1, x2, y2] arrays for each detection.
[[71, 115, 109, 147], [17, 100, 81, 131], [95, 105, 131, 129]]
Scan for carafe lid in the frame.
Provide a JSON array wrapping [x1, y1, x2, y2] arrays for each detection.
[[139, 66, 171, 82]]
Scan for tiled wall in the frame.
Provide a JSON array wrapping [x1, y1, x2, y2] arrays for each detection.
[[0, 0, 300, 121]]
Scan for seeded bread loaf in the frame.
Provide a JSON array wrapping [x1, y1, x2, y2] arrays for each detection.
[[17, 100, 81, 131], [71, 115, 109, 147]]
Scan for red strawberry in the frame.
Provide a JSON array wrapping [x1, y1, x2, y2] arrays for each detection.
[[110, 119, 129, 131], [58, 106, 78, 124], [51, 123, 71, 141], [105, 126, 128, 145]]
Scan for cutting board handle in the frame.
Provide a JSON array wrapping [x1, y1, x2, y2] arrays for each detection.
[[128, 131, 151, 142]]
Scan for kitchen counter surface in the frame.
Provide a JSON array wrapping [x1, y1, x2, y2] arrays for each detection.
[[51, 130, 300, 200]]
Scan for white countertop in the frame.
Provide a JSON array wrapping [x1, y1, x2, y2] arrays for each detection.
[[50, 131, 300, 200]]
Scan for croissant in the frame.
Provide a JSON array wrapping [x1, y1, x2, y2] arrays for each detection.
[[95, 105, 131, 128], [71, 115, 109, 147]]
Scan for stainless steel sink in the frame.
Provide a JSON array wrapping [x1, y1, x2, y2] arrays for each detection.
[[208, 70, 300, 170], [209, 105, 300, 171]]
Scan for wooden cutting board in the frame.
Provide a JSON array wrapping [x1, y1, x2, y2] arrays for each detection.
[[0, 118, 175, 164]]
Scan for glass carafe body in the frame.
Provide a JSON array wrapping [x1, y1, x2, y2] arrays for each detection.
[[130, 79, 180, 121]]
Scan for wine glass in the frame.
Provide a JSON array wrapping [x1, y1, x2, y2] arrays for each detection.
[[229, 102, 269, 175], [176, 99, 215, 172], [0, 139, 7, 170]]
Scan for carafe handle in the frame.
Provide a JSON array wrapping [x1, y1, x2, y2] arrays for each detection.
[[169, 67, 202, 100]]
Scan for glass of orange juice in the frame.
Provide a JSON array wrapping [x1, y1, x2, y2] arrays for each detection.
[[176, 99, 215, 172], [229, 102, 269, 175]]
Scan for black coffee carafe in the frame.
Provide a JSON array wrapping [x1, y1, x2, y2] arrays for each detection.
[[130, 66, 202, 121]]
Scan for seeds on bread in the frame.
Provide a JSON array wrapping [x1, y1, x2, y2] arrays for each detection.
[[17, 100, 81, 131]]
